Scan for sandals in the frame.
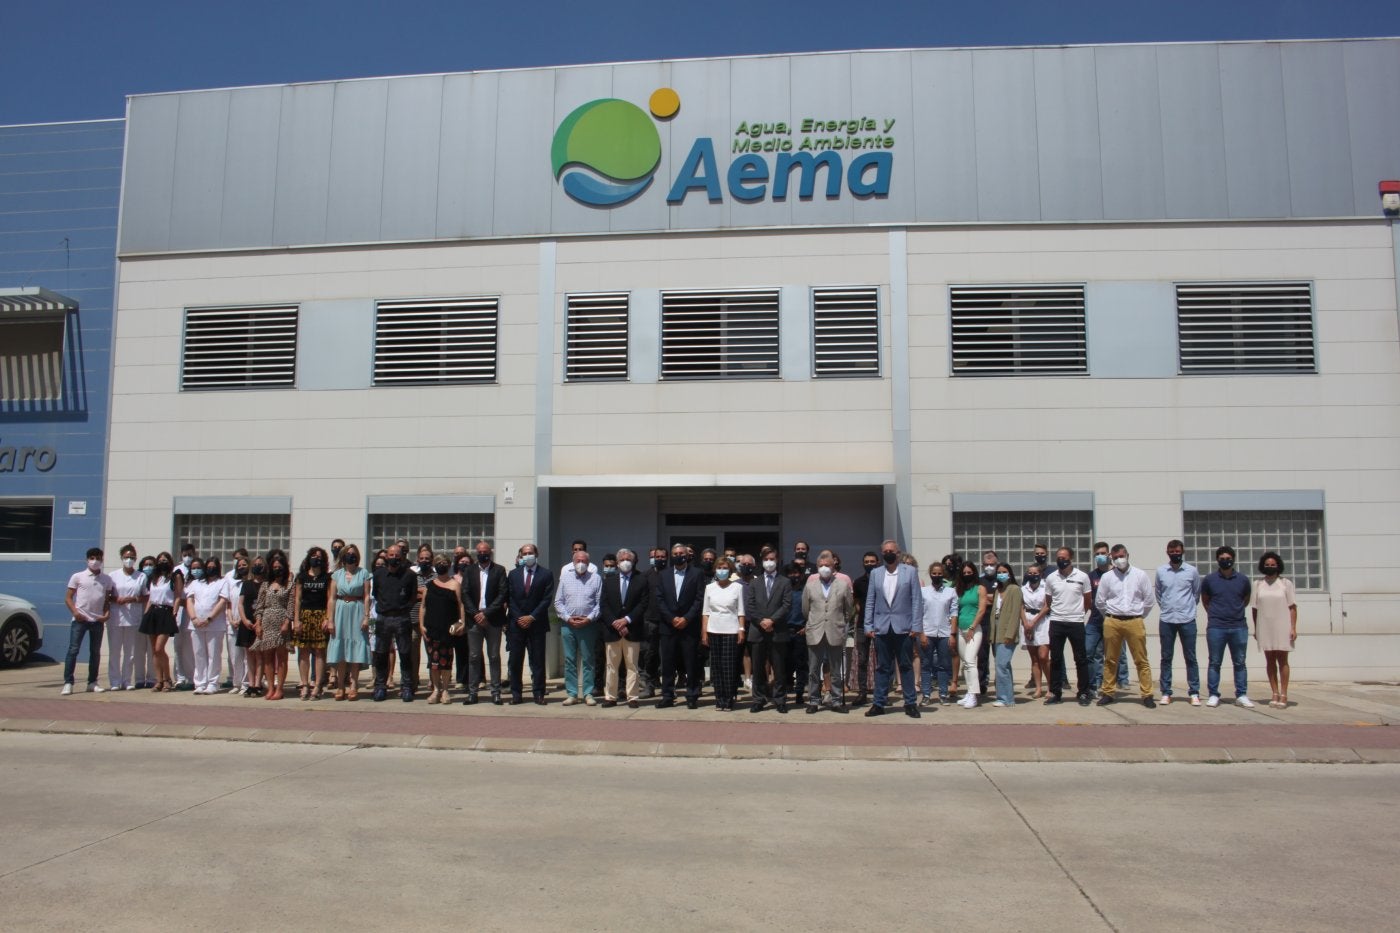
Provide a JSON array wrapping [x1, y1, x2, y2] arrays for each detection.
[[299, 684, 311, 701], [346, 687, 358, 702], [334, 688, 346, 701], [1272, 694, 1288, 709], [427, 689, 441, 705]]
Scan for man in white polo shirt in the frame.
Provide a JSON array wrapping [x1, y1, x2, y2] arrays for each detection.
[[62, 547, 116, 695], [1043, 545, 1092, 707]]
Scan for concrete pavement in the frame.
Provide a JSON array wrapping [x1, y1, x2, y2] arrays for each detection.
[[1, 732, 1396, 931]]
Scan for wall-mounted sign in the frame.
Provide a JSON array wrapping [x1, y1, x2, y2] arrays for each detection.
[[0, 440, 57, 473], [68, 500, 87, 516]]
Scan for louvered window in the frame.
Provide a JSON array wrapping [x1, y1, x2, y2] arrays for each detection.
[[1176, 282, 1315, 374], [949, 285, 1087, 377], [181, 306, 297, 390], [565, 292, 629, 381], [374, 297, 498, 386], [813, 287, 879, 377], [661, 289, 780, 380]]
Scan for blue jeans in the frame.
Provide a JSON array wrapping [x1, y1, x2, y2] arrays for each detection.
[[1159, 621, 1200, 697], [1206, 625, 1249, 699], [560, 622, 598, 698], [63, 619, 105, 686], [919, 635, 953, 699], [873, 631, 916, 708], [993, 642, 1017, 704], [1085, 621, 1129, 694]]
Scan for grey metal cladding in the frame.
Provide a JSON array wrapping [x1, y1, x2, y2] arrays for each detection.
[[1219, 43, 1292, 218], [1095, 45, 1167, 221], [119, 39, 1400, 255]]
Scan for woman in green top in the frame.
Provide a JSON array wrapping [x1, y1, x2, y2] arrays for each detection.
[[954, 561, 988, 707]]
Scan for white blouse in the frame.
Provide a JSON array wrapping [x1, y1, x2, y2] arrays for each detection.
[[702, 581, 745, 635], [186, 579, 228, 632]]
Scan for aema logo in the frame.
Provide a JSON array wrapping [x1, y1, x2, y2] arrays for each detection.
[[552, 88, 893, 208]]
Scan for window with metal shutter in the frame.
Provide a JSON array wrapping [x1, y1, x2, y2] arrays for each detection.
[[949, 285, 1087, 377], [661, 289, 780, 380], [373, 297, 498, 386], [181, 306, 298, 390], [565, 292, 629, 381], [812, 287, 879, 377], [1176, 282, 1315, 374]]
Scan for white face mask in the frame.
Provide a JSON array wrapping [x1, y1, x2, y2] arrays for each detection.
[[88, 559, 103, 572], [574, 561, 588, 576], [1113, 556, 1130, 571], [123, 557, 136, 570], [618, 560, 633, 574], [818, 565, 833, 580], [762, 559, 777, 573]]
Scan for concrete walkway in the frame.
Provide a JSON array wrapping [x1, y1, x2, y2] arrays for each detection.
[[5, 659, 1398, 762]]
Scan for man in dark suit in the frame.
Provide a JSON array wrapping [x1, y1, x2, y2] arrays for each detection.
[[745, 545, 793, 713], [638, 546, 668, 698], [656, 542, 704, 709], [505, 543, 553, 705], [599, 548, 650, 708], [462, 539, 509, 704]]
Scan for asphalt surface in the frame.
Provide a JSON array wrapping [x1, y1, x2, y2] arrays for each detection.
[[2, 732, 1397, 932]]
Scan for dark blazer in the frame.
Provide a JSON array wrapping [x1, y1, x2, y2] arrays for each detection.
[[463, 562, 509, 626], [600, 570, 651, 642], [744, 572, 793, 641], [506, 564, 554, 631], [655, 564, 704, 638]]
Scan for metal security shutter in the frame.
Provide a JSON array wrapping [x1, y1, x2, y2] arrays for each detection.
[[813, 287, 879, 377], [1176, 282, 1315, 374], [565, 292, 629, 381], [374, 297, 498, 385], [181, 306, 298, 390], [949, 285, 1087, 377], [661, 289, 780, 380]]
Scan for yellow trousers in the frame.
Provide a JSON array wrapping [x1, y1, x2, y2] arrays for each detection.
[[1100, 616, 1154, 698]]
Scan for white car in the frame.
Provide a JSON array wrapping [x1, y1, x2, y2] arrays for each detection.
[[0, 594, 44, 667]]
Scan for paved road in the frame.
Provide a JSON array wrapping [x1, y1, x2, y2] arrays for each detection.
[[2, 732, 1396, 932]]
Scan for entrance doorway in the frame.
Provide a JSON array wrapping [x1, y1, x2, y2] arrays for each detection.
[[666, 512, 780, 560]]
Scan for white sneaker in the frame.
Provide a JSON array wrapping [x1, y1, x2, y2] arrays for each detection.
[[991, 700, 1009, 707], [1236, 696, 1256, 708], [965, 695, 979, 708], [1160, 694, 1172, 706], [584, 695, 596, 706], [124, 684, 136, 691], [562, 696, 578, 706], [86, 683, 105, 693], [1189, 694, 1202, 706], [743, 676, 752, 691], [1206, 695, 1220, 707], [60, 683, 73, 695]]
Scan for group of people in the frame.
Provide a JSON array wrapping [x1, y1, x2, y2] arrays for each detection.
[[59, 535, 1300, 713]]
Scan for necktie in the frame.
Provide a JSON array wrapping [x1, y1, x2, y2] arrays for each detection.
[[766, 575, 772, 597], [621, 575, 628, 601], [524, 569, 533, 593]]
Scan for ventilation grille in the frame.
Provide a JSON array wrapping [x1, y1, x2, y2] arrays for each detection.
[[949, 285, 1087, 377], [181, 306, 297, 390], [813, 287, 879, 377], [374, 297, 498, 385], [661, 289, 780, 380], [1177, 283, 1315, 374], [566, 292, 629, 381]]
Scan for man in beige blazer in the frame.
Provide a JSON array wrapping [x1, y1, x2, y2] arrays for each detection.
[[801, 550, 854, 714]]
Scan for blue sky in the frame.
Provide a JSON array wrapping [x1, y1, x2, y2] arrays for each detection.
[[3, 0, 1399, 123]]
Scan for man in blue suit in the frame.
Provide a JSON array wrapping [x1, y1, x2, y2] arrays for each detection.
[[506, 543, 554, 705], [864, 539, 924, 718]]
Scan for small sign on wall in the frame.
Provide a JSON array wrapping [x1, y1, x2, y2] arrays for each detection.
[[68, 500, 87, 516]]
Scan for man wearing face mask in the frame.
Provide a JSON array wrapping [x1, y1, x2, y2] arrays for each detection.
[[599, 549, 649, 708], [61, 548, 115, 695], [1044, 546, 1093, 706], [1201, 545, 1254, 708], [919, 561, 958, 705], [863, 540, 924, 718], [1156, 539, 1202, 705], [744, 546, 793, 713], [506, 544, 554, 704], [849, 551, 880, 706], [106, 544, 147, 692], [371, 544, 420, 702], [555, 548, 602, 706], [461, 540, 508, 705], [802, 550, 853, 713], [1084, 541, 1130, 699], [1093, 545, 1157, 707], [656, 543, 705, 709], [638, 546, 669, 698], [592, 554, 619, 698]]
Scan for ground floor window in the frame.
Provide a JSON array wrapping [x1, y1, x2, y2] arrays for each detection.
[[0, 497, 53, 557], [368, 513, 495, 555], [1182, 509, 1326, 590], [173, 514, 291, 559], [952, 510, 1095, 571]]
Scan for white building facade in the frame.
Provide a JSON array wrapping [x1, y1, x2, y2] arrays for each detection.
[[106, 40, 1400, 678]]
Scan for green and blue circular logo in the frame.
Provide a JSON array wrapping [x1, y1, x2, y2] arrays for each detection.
[[552, 89, 679, 207]]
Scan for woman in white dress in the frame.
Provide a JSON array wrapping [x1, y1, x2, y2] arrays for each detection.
[[1021, 566, 1051, 698]]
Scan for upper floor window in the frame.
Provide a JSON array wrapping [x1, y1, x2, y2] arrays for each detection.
[[373, 297, 498, 386], [949, 284, 1087, 377], [812, 286, 880, 378], [565, 292, 629, 382], [661, 289, 779, 381], [1176, 282, 1316, 374], [181, 305, 298, 390]]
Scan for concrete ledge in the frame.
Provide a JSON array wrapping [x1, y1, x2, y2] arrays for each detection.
[[0, 718, 57, 732], [722, 744, 780, 759], [655, 743, 722, 758], [1162, 747, 1233, 763], [1291, 747, 1363, 762], [1356, 748, 1400, 763], [535, 739, 601, 755], [595, 741, 659, 757], [781, 744, 846, 761], [306, 731, 371, 746], [847, 745, 910, 761], [45, 720, 119, 736], [197, 725, 257, 741], [1228, 747, 1297, 762], [142, 723, 204, 739], [908, 746, 974, 761], [973, 747, 1040, 762], [1039, 746, 1107, 762], [418, 735, 483, 751], [246, 729, 314, 744], [475, 737, 540, 753], [1101, 747, 1168, 762]]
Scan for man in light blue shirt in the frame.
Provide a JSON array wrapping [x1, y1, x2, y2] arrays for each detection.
[[1155, 538, 1202, 705], [553, 549, 602, 706]]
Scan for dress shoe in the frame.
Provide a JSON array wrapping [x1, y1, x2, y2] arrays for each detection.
[[640, 687, 656, 700], [657, 698, 675, 709], [1077, 695, 1092, 707], [1143, 696, 1157, 708], [628, 699, 639, 709], [372, 686, 387, 702], [750, 701, 766, 713], [1044, 695, 1063, 705], [805, 704, 820, 714], [1097, 694, 1115, 707], [533, 696, 547, 705], [601, 699, 617, 708], [464, 694, 478, 705], [685, 698, 698, 709], [401, 688, 414, 702], [904, 704, 921, 719], [864, 705, 884, 717], [492, 693, 503, 706], [776, 703, 788, 714], [854, 692, 868, 708], [509, 697, 523, 705], [833, 703, 849, 714]]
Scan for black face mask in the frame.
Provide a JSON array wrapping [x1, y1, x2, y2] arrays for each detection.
[[1218, 558, 1234, 570], [701, 559, 715, 571], [251, 563, 265, 576], [435, 564, 451, 577], [457, 561, 471, 573], [1263, 566, 1280, 576], [738, 565, 754, 578], [794, 551, 808, 560], [155, 561, 172, 575], [343, 553, 359, 566], [1027, 575, 1041, 585], [961, 574, 975, 583], [651, 557, 666, 570], [331, 547, 342, 560], [476, 553, 491, 565], [388, 558, 403, 570], [1056, 558, 1072, 571], [930, 575, 944, 589], [882, 551, 898, 565], [671, 555, 688, 567], [235, 566, 248, 579], [1034, 554, 1048, 565], [1169, 554, 1184, 565], [863, 563, 878, 574], [309, 557, 324, 569]]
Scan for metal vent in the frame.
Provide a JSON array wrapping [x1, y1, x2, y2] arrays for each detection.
[[661, 289, 780, 380], [1176, 282, 1315, 374], [949, 285, 1087, 377], [181, 306, 298, 390], [813, 287, 879, 377], [565, 292, 629, 381], [374, 297, 498, 386]]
